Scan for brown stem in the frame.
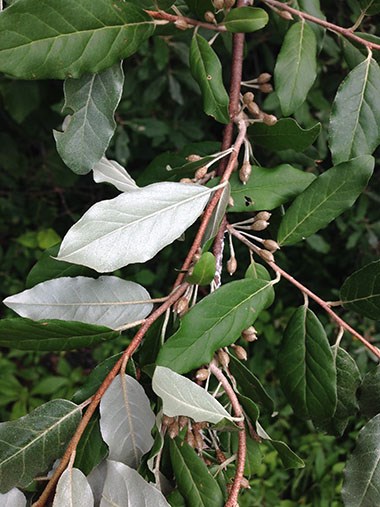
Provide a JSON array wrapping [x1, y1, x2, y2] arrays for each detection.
[[33, 283, 189, 507], [145, 10, 227, 32], [263, 0, 380, 51], [228, 225, 380, 359], [209, 363, 246, 507]]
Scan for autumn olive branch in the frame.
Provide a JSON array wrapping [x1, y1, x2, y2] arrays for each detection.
[[145, 9, 227, 32], [209, 362, 246, 507], [228, 224, 380, 360], [32, 283, 189, 507], [262, 0, 380, 51]]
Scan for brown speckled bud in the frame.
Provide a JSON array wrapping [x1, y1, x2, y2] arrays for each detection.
[[263, 239, 280, 252], [256, 73, 272, 84], [255, 211, 271, 222]]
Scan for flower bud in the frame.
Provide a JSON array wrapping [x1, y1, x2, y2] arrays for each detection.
[[240, 477, 251, 489], [227, 256, 237, 276], [239, 161, 252, 185], [259, 83, 273, 93], [217, 349, 230, 368], [193, 248, 202, 263], [247, 101, 261, 117], [178, 416, 189, 430], [243, 92, 254, 104], [186, 154, 202, 162], [180, 177, 193, 184], [204, 11, 216, 23], [242, 326, 258, 342], [174, 296, 189, 316], [251, 219, 269, 231], [194, 165, 208, 180], [255, 211, 271, 222], [259, 249, 275, 263], [224, 0, 236, 8], [228, 196, 235, 207], [263, 239, 280, 252], [256, 73, 272, 84], [194, 430, 204, 450], [174, 18, 189, 30], [213, 0, 225, 9], [185, 429, 196, 447], [233, 344, 248, 361], [195, 368, 210, 381], [263, 113, 278, 126], [168, 420, 179, 439], [162, 415, 175, 429], [279, 10, 294, 20]]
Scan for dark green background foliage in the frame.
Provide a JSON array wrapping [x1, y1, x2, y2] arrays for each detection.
[[0, 0, 379, 505]]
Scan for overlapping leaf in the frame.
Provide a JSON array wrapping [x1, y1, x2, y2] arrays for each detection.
[[358, 365, 380, 418], [274, 21, 317, 116], [152, 366, 233, 424], [57, 182, 216, 272], [99, 374, 155, 468], [248, 118, 321, 152], [93, 157, 139, 192], [0, 318, 119, 351], [74, 415, 108, 476], [186, 252, 216, 286], [54, 64, 124, 175], [277, 306, 337, 425], [0, 400, 81, 493], [0, 0, 155, 79], [340, 259, 380, 320], [53, 468, 94, 507], [0, 488, 26, 507], [169, 439, 224, 507], [329, 55, 380, 164], [157, 279, 274, 374], [256, 423, 305, 469], [277, 156, 374, 245], [224, 7, 269, 33], [100, 460, 170, 506], [189, 34, 230, 124], [342, 414, 380, 507], [3, 276, 152, 329], [228, 165, 315, 212]]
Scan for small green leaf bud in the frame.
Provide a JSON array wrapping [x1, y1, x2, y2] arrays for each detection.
[[263, 239, 280, 252]]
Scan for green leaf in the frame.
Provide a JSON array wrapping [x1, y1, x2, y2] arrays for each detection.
[[277, 156, 374, 246], [0, 318, 119, 351], [152, 366, 234, 424], [224, 7, 269, 33], [359, 0, 380, 15], [248, 118, 321, 152], [0, 0, 154, 80], [26, 244, 94, 289], [342, 414, 380, 507], [229, 164, 315, 212], [245, 262, 271, 282], [183, 0, 214, 19], [277, 306, 337, 425], [231, 433, 262, 477], [256, 422, 305, 469], [54, 63, 124, 175], [340, 260, 380, 320], [0, 399, 81, 493], [189, 34, 230, 124], [74, 414, 108, 476], [157, 279, 274, 374], [329, 55, 380, 164], [274, 21, 317, 116], [186, 252, 216, 286], [358, 365, 380, 419], [321, 347, 361, 436], [229, 354, 274, 413], [169, 438, 224, 507], [296, 0, 326, 49], [236, 393, 260, 424]]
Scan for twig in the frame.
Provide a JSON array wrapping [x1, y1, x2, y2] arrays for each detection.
[[262, 0, 380, 51], [33, 283, 189, 507], [145, 10, 227, 32], [209, 363, 246, 507], [228, 225, 380, 360]]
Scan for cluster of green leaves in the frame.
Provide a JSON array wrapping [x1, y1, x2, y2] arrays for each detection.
[[0, 0, 380, 506]]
